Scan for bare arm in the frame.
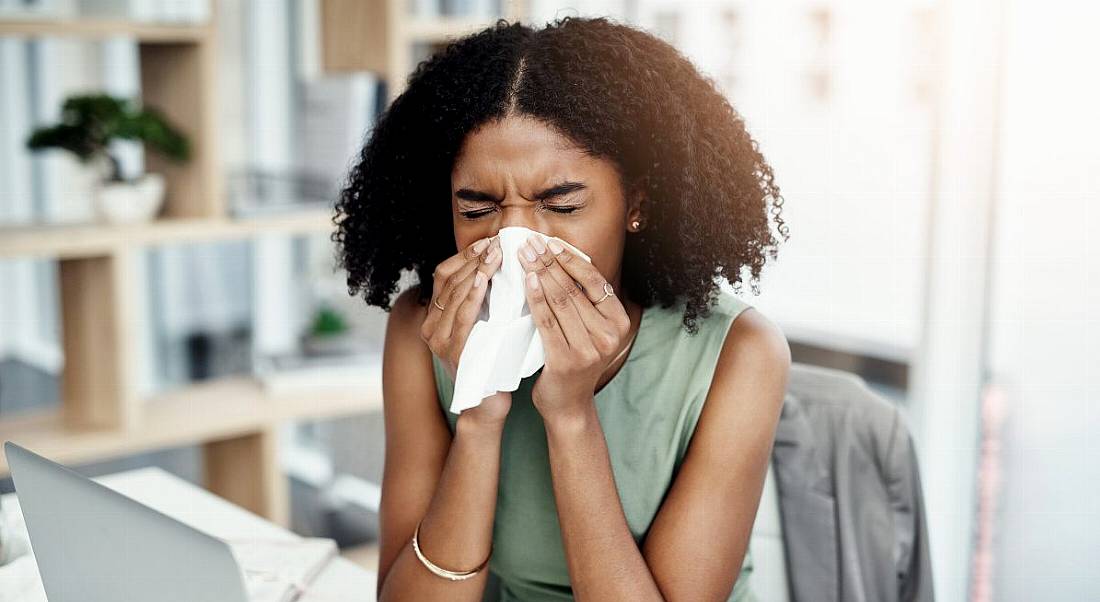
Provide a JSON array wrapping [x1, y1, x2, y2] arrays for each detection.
[[375, 286, 505, 601], [542, 308, 790, 601]]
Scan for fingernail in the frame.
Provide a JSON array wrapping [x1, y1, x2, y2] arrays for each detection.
[[484, 246, 499, 264], [527, 272, 539, 290], [529, 235, 546, 254], [474, 271, 485, 288], [473, 237, 490, 253], [546, 238, 564, 255], [522, 245, 537, 262]]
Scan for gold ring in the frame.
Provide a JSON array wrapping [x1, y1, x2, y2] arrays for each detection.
[[433, 298, 446, 311], [593, 282, 615, 305]]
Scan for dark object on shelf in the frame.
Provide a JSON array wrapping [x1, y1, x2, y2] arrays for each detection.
[[186, 328, 253, 382]]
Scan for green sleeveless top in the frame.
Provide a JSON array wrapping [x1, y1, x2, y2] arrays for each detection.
[[430, 289, 757, 602]]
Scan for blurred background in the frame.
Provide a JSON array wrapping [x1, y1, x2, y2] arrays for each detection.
[[0, 1, 1096, 601]]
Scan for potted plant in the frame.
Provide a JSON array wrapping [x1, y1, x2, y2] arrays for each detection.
[[26, 93, 190, 224], [301, 304, 356, 356]]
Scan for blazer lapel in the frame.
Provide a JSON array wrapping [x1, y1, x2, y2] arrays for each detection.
[[771, 392, 839, 602]]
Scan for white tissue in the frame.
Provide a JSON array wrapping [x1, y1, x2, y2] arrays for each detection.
[[449, 226, 592, 414]]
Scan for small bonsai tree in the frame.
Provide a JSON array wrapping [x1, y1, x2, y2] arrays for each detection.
[[26, 93, 190, 183]]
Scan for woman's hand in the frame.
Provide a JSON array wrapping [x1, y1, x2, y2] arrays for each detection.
[[517, 235, 632, 422], [420, 235, 512, 426]]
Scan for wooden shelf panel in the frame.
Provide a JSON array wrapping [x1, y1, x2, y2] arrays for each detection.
[[0, 209, 335, 260], [405, 16, 494, 42], [0, 18, 211, 42], [0, 374, 382, 476]]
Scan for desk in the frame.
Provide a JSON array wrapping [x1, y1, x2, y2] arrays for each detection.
[[0, 466, 377, 601]]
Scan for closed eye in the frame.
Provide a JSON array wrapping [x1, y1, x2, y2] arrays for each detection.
[[459, 205, 580, 219]]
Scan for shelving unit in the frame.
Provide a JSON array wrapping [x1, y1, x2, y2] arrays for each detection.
[[2, 16, 220, 218], [0, 1, 523, 526]]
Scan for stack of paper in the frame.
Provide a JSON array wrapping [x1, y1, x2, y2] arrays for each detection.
[[255, 352, 383, 397], [230, 537, 338, 602]]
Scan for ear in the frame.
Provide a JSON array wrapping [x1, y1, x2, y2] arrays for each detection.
[[625, 183, 646, 229]]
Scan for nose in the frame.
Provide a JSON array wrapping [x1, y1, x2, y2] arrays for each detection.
[[497, 194, 549, 234]]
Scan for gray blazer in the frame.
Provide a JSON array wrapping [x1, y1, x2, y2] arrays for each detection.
[[773, 363, 935, 602]]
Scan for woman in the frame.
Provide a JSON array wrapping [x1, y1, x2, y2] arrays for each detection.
[[333, 16, 792, 602]]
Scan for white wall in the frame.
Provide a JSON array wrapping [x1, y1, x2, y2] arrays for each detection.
[[985, 1, 1100, 599]]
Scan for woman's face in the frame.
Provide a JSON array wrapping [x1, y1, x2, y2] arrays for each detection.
[[450, 114, 640, 292]]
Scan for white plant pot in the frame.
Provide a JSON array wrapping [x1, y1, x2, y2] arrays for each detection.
[[93, 174, 166, 224]]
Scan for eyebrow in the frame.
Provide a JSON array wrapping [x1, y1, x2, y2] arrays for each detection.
[[455, 180, 587, 203]]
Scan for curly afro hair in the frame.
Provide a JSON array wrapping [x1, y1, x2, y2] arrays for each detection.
[[332, 15, 789, 335]]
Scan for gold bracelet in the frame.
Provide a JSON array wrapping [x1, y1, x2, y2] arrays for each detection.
[[411, 519, 492, 581]]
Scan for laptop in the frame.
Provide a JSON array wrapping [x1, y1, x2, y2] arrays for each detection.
[[6, 441, 251, 602]]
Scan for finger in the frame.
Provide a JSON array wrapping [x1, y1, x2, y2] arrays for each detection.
[[522, 265, 568, 360], [430, 236, 493, 315], [425, 236, 492, 341], [518, 239, 593, 353], [439, 237, 499, 339], [526, 235, 609, 338], [543, 236, 628, 324], [451, 238, 502, 342]]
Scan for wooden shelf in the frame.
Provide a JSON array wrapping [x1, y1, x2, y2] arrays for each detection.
[[405, 16, 494, 42], [0, 18, 211, 43], [0, 209, 335, 260], [0, 374, 382, 476]]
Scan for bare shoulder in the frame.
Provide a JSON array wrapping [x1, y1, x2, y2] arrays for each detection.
[[708, 304, 791, 417], [725, 305, 791, 371]]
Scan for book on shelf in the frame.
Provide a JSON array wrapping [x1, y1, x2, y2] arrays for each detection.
[[229, 71, 382, 218], [413, 0, 499, 18], [296, 72, 382, 203]]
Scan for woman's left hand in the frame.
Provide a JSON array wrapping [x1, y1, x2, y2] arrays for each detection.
[[517, 235, 632, 422]]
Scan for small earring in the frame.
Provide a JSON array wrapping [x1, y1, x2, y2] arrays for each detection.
[[631, 219, 641, 231]]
